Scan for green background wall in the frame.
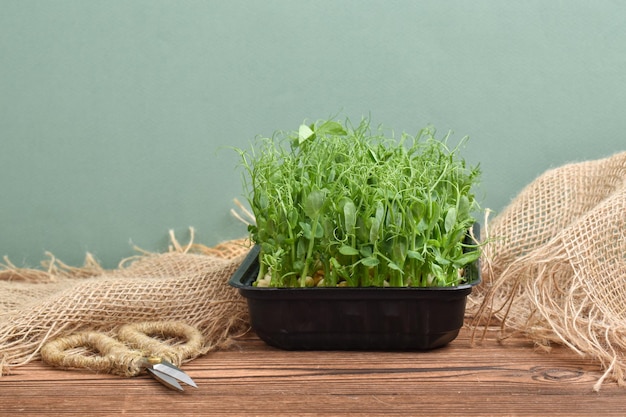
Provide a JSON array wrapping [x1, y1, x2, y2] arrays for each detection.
[[2, 1, 625, 268]]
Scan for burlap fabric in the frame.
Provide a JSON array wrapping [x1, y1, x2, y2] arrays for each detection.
[[0, 232, 251, 376], [472, 151, 626, 391]]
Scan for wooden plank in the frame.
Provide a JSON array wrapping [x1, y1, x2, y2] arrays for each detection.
[[1, 327, 624, 416]]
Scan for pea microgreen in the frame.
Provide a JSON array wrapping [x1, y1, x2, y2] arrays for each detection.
[[236, 117, 481, 288]]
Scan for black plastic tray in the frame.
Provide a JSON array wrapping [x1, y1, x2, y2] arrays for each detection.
[[230, 227, 481, 351]]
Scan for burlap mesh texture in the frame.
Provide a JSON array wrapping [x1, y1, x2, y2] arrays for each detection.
[[472, 151, 626, 391], [0, 237, 251, 376]]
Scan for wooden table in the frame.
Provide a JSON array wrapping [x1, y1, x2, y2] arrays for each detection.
[[1, 327, 624, 416]]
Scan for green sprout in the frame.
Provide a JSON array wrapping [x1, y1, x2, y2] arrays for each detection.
[[236, 117, 481, 288]]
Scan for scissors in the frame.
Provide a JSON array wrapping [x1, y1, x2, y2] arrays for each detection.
[[41, 321, 203, 392]]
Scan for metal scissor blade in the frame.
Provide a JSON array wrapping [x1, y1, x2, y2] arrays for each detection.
[[147, 367, 184, 392], [152, 361, 198, 389]]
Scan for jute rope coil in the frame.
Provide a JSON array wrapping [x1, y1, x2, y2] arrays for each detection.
[[40, 321, 204, 377], [117, 321, 204, 365]]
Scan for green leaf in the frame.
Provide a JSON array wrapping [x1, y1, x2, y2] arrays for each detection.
[[430, 263, 445, 280], [416, 218, 429, 233], [444, 207, 457, 233], [298, 124, 314, 144], [316, 120, 347, 136], [361, 256, 380, 267], [313, 223, 324, 238], [426, 239, 441, 248], [407, 250, 424, 262], [411, 200, 426, 221], [339, 245, 360, 256], [304, 190, 325, 219], [387, 261, 403, 273], [359, 246, 373, 257], [355, 216, 369, 242], [299, 222, 312, 239], [321, 215, 334, 239], [435, 254, 451, 265], [343, 200, 357, 235], [453, 250, 481, 267], [299, 221, 323, 241], [392, 240, 407, 262], [428, 200, 441, 229], [369, 217, 380, 244]]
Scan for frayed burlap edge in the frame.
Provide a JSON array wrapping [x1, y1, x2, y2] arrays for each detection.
[[470, 152, 626, 391], [0, 228, 252, 377]]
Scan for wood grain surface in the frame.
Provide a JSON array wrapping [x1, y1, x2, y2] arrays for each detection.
[[1, 327, 624, 416]]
